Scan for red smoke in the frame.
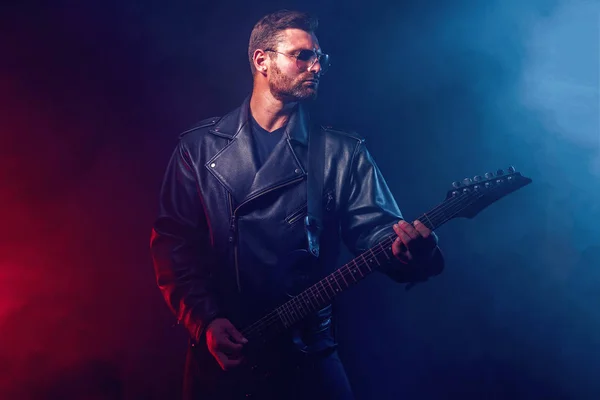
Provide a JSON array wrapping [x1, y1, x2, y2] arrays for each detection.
[[0, 43, 185, 398]]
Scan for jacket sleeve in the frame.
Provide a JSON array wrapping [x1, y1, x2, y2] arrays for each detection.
[[149, 140, 221, 341], [340, 140, 444, 284]]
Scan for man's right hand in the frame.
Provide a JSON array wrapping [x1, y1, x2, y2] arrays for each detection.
[[205, 318, 248, 371]]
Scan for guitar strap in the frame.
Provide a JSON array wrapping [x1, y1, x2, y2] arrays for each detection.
[[305, 122, 340, 346], [305, 123, 325, 258]]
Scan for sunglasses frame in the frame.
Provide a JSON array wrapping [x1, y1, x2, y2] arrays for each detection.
[[264, 48, 330, 75]]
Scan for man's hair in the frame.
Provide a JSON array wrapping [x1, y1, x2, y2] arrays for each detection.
[[248, 10, 319, 75]]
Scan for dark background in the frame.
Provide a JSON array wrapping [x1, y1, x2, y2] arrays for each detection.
[[1, 0, 598, 398]]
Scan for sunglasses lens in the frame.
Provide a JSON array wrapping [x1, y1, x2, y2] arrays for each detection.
[[295, 51, 331, 75], [320, 54, 330, 74], [297, 50, 314, 62]]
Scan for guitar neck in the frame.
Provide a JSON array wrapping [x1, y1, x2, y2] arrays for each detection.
[[240, 168, 531, 343], [274, 197, 461, 328]]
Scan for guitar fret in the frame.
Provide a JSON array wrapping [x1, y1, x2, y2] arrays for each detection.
[[299, 292, 309, 312], [284, 307, 291, 327], [293, 299, 301, 318], [332, 272, 343, 292], [319, 281, 331, 300], [312, 284, 324, 305], [301, 291, 314, 311], [338, 268, 349, 287], [303, 294, 312, 313], [368, 248, 380, 267], [287, 299, 296, 322], [364, 252, 374, 271], [347, 265, 357, 282], [421, 212, 435, 230], [310, 285, 322, 308], [292, 298, 304, 320], [356, 257, 366, 277], [318, 283, 327, 304], [288, 307, 296, 324], [430, 215, 442, 228], [277, 307, 290, 327], [381, 241, 391, 260], [309, 289, 318, 309], [326, 276, 335, 296], [281, 303, 290, 326]]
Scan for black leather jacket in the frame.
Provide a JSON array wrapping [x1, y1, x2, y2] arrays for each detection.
[[150, 96, 443, 354]]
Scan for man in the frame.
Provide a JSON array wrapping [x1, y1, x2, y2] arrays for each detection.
[[150, 9, 444, 400]]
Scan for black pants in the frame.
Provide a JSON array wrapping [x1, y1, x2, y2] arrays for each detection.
[[261, 348, 355, 400], [183, 346, 355, 400]]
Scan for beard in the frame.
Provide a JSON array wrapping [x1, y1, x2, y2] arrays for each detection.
[[268, 63, 318, 102]]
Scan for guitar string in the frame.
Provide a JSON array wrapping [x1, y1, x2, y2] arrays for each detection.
[[255, 176, 522, 336], [241, 188, 483, 338], [240, 187, 485, 338], [270, 187, 471, 326], [241, 179, 514, 337]]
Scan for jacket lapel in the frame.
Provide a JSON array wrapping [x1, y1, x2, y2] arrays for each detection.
[[206, 96, 310, 208], [205, 98, 259, 205], [243, 136, 305, 205]]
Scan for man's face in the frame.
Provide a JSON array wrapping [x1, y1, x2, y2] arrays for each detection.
[[267, 28, 324, 102]]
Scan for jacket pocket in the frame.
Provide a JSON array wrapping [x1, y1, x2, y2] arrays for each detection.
[[285, 191, 334, 226], [285, 204, 308, 225]]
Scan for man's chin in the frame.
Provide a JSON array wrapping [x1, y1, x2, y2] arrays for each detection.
[[297, 88, 318, 101], [275, 87, 318, 102]]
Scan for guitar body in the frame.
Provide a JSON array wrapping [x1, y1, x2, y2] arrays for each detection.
[[190, 332, 299, 399], [191, 249, 322, 399]]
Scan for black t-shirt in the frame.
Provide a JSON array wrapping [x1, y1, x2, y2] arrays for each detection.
[[249, 114, 287, 168]]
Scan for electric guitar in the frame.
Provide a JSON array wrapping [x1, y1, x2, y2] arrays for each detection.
[[192, 166, 532, 398]]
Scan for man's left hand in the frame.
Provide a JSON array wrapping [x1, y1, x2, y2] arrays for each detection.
[[392, 220, 438, 265]]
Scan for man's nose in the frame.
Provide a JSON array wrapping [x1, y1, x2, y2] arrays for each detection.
[[308, 57, 322, 75]]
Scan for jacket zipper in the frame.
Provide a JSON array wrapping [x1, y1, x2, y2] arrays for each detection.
[[229, 175, 305, 293], [235, 176, 305, 215], [228, 193, 241, 293]]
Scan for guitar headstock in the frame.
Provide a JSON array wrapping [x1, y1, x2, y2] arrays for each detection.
[[445, 166, 532, 219]]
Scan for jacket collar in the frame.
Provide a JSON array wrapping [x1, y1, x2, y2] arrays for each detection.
[[205, 96, 310, 208], [208, 96, 309, 145]]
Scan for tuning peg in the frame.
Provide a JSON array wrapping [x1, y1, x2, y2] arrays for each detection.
[[452, 181, 462, 188], [462, 177, 472, 185], [507, 166, 515, 173], [473, 175, 483, 182], [496, 169, 504, 176], [484, 172, 494, 179]]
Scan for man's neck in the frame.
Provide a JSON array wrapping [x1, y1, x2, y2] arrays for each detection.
[[249, 91, 297, 132]]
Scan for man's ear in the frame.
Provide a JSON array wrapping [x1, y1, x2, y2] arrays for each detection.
[[253, 49, 268, 74]]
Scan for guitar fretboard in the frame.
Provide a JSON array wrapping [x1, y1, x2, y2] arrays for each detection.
[[273, 202, 456, 328], [240, 189, 478, 341], [240, 170, 530, 341]]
